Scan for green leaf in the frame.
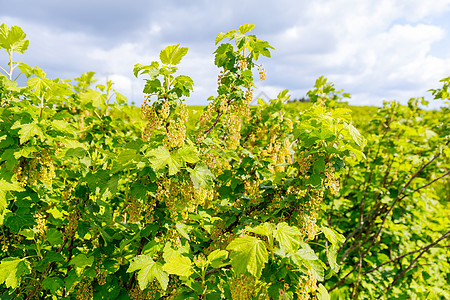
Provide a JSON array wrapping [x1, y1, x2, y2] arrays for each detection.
[[162, 255, 193, 277], [46, 228, 63, 246], [290, 243, 319, 265], [313, 157, 326, 173], [148, 146, 181, 176], [160, 44, 188, 65], [0, 179, 24, 225], [11, 122, 44, 144], [127, 255, 169, 290], [274, 222, 302, 253], [207, 249, 229, 268], [247, 222, 275, 238], [176, 222, 191, 240], [0, 257, 31, 288], [239, 24, 255, 34], [79, 88, 104, 108], [226, 236, 268, 278], [305, 259, 324, 281], [322, 227, 345, 246], [177, 144, 200, 164], [42, 277, 64, 294], [69, 254, 94, 270], [0, 24, 29, 53], [188, 163, 215, 189], [317, 284, 330, 300], [344, 122, 366, 148], [28, 77, 50, 94], [327, 246, 339, 273]]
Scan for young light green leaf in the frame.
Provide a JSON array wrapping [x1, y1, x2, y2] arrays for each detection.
[[148, 146, 181, 175], [239, 24, 255, 34], [177, 144, 200, 164], [188, 163, 215, 189], [327, 246, 339, 273], [322, 227, 345, 246], [0, 258, 31, 289], [274, 222, 302, 252], [317, 284, 330, 300], [176, 222, 191, 240], [127, 255, 169, 291], [344, 122, 366, 148], [226, 236, 268, 278], [0, 24, 29, 53], [11, 122, 44, 144], [305, 259, 324, 281], [162, 255, 193, 277], [247, 222, 275, 238], [79, 88, 104, 108], [160, 44, 188, 65], [207, 249, 229, 268]]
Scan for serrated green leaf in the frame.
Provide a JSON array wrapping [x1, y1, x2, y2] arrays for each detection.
[[0, 258, 31, 288], [42, 277, 64, 294], [239, 24, 255, 34], [176, 222, 191, 240], [215, 32, 227, 45], [0, 24, 29, 53], [11, 122, 44, 144], [177, 144, 200, 164], [46, 228, 63, 246], [127, 255, 169, 290], [317, 283, 330, 300], [226, 236, 268, 278], [160, 44, 188, 65], [291, 245, 318, 265], [344, 122, 366, 147], [247, 222, 275, 238], [327, 246, 339, 273], [69, 254, 94, 269], [188, 163, 215, 189], [148, 146, 181, 176], [0, 179, 24, 225], [27, 77, 50, 94], [322, 227, 345, 246], [306, 259, 324, 281], [162, 255, 193, 277], [274, 222, 302, 253], [207, 249, 229, 268], [79, 88, 104, 108]]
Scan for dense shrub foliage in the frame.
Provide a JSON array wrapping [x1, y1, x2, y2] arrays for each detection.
[[0, 23, 449, 299]]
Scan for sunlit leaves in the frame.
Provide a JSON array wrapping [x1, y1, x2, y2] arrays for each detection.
[[0, 258, 31, 289], [148, 146, 181, 176], [188, 163, 215, 189], [127, 255, 169, 291], [227, 236, 268, 278], [162, 255, 193, 277], [10, 121, 44, 144], [0, 23, 29, 54], [160, 44, 188, 66]]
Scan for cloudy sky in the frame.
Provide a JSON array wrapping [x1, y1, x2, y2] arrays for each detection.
[[1, 0, 450, 108]]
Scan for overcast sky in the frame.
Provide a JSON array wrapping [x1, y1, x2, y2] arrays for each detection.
[[1, 0, 450, 109]]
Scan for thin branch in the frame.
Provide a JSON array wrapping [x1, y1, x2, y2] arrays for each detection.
[[379, 229, 450, 298], [203, 110, 224, 137], [362, 145, 446, 261], [363, 235, 446, 275]]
